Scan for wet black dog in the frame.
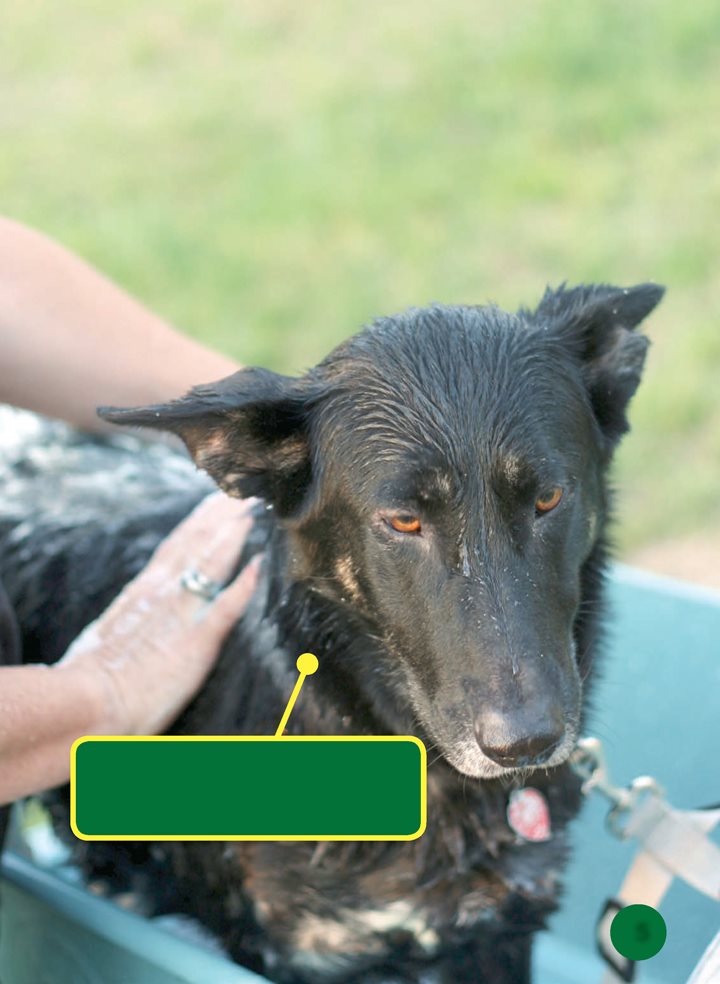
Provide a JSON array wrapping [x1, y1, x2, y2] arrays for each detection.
[[0, 282, 663, 983]]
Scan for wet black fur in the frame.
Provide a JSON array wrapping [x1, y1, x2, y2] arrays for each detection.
[[0, 283, 663, 983]]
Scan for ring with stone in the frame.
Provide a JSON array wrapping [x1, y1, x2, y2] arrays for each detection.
[[180, 567, 221, 601]]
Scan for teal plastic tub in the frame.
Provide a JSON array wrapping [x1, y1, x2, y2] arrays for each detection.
[[2, 566, 718, 984], [0, 851, 264, 984]]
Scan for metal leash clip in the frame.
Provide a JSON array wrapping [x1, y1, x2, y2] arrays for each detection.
[[571, 737, 720, 984], [570, 737, 665, 839], [571, 736, 720, 901]]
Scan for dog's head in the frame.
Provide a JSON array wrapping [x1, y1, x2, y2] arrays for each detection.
[[100, 282, 663, 778]]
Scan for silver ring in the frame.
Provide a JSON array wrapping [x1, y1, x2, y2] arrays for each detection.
[[180, 567, 221, 601]]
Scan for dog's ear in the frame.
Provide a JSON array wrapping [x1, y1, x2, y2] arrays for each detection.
[[98, 368, 321, 516], [534, 282, 664, 444]]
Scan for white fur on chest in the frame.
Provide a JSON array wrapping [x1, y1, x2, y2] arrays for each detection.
[[290, 900, 440, 976]]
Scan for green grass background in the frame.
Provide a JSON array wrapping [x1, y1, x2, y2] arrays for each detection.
[[2, 1, 719, 552]]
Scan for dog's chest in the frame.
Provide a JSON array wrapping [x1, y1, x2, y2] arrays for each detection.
[[284, 899, 441, 978], [234, 842, 515, 980]]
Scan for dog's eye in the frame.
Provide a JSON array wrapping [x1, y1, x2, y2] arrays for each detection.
[[388, 514, 422, 534], [535, 487, 563, 514]]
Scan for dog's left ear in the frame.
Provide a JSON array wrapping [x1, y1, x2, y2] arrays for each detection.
[[98, 368, 323, 516], [534, 282, 665, 444]]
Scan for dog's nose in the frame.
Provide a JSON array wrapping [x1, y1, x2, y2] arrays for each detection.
[[474, 712, 564, 768]]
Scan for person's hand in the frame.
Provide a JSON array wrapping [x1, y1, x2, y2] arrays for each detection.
[[55, 492, 261, 736]]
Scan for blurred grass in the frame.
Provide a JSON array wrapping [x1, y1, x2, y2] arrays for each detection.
[[1, 0, 719, 551]]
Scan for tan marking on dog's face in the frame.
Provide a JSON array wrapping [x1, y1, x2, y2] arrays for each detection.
[[335, 555, 361, 601], [500, 454, 524, 484]]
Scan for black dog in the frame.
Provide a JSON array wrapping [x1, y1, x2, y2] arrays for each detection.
[[0, 282, 663, 983]]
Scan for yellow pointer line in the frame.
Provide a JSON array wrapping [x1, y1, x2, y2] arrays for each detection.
[[274, 652, 319, 737]]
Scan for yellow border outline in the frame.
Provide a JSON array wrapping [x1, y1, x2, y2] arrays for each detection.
[[70, 735, 427, 843]]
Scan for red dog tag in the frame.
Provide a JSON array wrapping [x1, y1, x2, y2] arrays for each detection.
[[507, 788, 552, 842]]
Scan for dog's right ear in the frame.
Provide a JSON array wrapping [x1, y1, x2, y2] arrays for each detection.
[[98, 368, 321, 516]]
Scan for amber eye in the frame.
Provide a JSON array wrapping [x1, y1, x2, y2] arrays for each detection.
[[388, 514, 422, 534], [535, 487, 563, 514]]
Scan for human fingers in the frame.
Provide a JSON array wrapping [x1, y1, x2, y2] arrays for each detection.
[[207, 553, 263, 631], [149, 492, 258, 585], [91, 492, 257, 629], [135, 554, 264, 734]]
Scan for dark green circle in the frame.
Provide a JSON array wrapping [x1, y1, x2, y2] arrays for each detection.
[[610, 904, 667, 961]]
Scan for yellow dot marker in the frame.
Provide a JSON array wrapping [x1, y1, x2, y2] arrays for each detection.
[[274, 653, 319, 737], [296, 652, 319, 675]]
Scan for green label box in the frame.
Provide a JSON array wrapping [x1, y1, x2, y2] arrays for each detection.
[[71, 736, 427, 841]]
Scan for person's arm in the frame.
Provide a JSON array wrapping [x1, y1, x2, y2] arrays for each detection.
[[0, 217, 239, 431], [0, 493, 261, 805]]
